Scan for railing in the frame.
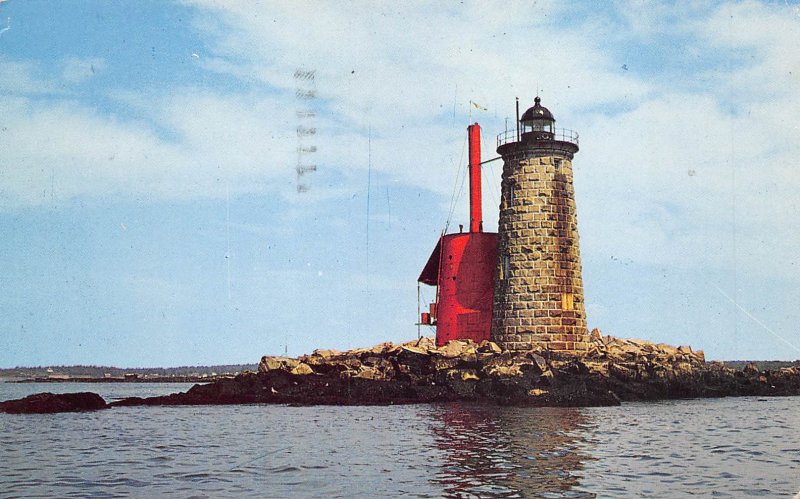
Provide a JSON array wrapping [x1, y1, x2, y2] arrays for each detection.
[[496, 127, 579, 148]]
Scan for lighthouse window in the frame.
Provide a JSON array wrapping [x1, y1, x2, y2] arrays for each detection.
[[554, 159, 563, 170], [532, 121, 552, 133], [508, 184, 515, 207], [502, 255, 510, 280]]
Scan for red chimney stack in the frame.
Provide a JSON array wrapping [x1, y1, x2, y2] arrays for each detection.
[[468, 123, 482, 233]]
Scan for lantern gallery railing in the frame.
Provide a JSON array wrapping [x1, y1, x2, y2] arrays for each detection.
[[496, 128, 579, 148]]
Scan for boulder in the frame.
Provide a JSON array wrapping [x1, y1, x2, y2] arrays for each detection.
[[313, 349, 340, 358], [488, 354, 541, 378], [583, 361, 609, 376], [266, 356, 301, 371], [395, 346, 432, 378], [290, 363, 314, 375], [656, 343, 679, 356], [743, 362, 760, 376], [368, 342, 396, 355], [405, 336, 435, 352], [606, 343, 640, 361], [436, 340, 476, 358], [431, 356, 461, 371], [627, 338, 653, 352], [539, 369, 554, 384], [475, 350, 493, 363], [481, 352, 519, 378], [399, 345, 429, 356], [354, 367, 382, 380], [608, 363, 637, 382], [331, 357, 362, 371], [360, 357, 394, 372], [360, 354, 385, 366], [0, 392, 107, 414], [477, 340, 502, 354], [301, 355, 359, 375], [527, 353, 548, 374], [620, 342, 643, 354], [337, 369, 359, 379], [484, 364, 524, 378], [553, 359, 589, 376]]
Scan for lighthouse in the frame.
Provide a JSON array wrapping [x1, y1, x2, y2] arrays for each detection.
[[490, 97, 589, 355], [418, 96, 589, 355]]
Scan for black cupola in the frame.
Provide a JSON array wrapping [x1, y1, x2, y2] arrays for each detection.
[[520, 96, 555, 140]]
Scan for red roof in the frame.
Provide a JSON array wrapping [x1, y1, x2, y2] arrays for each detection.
[[417, 238, 441, 285]]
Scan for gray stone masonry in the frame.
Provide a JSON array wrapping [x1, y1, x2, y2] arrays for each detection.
[[491, 145, 589, 355]]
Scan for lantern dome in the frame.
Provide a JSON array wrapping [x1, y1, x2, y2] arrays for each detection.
[[520, 96, 554, 123], [519, 96, 555, 140]]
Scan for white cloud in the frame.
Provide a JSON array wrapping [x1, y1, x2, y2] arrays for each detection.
[[0, 57, 60, 94], [0, 89, 301, 208]]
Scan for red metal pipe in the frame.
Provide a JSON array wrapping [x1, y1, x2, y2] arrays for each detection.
[[468, 123, 482, 233]]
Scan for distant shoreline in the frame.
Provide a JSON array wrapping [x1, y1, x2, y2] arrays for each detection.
[[5, 376, 222, 384], [0, 364, 256, 383]]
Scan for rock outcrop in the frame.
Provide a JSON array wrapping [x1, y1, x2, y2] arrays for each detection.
[[110, 333, 800, 408], [0, 392, 108, 414], [5, 334, 800, 411]]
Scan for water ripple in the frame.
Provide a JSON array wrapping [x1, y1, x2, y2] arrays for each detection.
[[1, 385, 800, 497]]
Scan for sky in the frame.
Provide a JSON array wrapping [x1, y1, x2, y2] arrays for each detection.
[[1, 0, 799, 367]]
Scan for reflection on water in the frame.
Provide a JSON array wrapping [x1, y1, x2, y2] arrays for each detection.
[[429, 403, 596, 498], [427, 397, 800, 498]]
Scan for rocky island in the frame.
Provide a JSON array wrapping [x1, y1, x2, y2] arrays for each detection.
[[4, 331, 800, 413]]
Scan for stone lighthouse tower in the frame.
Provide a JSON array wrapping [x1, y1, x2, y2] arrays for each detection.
[[491, 97, 589, 355]]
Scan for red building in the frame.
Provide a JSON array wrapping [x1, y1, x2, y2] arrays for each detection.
[[418, 124, 498, 346]]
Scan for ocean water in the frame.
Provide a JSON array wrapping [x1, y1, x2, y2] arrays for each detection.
[[0, 382, 198, 404], [1, 383, 799, 498]]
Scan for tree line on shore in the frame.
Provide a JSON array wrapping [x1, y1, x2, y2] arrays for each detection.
[[0, 364, 258, 379]]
